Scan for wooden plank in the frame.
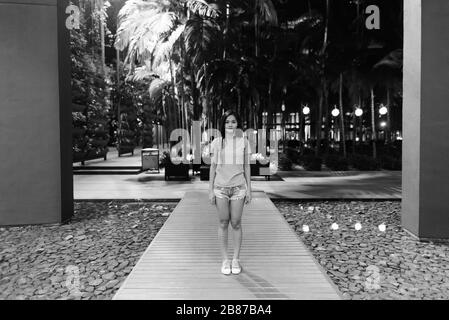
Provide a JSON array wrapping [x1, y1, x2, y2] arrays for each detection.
[[113, 191, 341, 300]]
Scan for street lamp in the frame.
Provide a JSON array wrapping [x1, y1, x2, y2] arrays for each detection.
[[332, 106, 340, 117], [354, 105, 363, 148], [302, 105, 310, 115], [281, 102, 286, 152]]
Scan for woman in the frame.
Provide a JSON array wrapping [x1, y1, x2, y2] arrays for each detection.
[[209, 110, 252, 275]]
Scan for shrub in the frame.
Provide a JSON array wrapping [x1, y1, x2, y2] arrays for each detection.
[[380, 155, 402, 170], [302, 147, 316, 156], [285, 148, 300, 164], [302, 155, 323, 171], [278, 154, 293, 171], [349, 154, 381, 171], [159, 151, 170, 168], [324, 154, 349, 171]]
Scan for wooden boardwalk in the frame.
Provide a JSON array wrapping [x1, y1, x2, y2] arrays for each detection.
[[113, 191, 342, 300]]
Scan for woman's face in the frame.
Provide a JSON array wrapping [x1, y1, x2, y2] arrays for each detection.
[[225, 115, 238, 130]]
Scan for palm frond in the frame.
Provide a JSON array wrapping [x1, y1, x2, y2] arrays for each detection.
[[186, 0, 221, 18], [257, 0, 278, 26], [374, 49, 403, 69], [184, 16, 220, 66], [152, 23, 186, 69]]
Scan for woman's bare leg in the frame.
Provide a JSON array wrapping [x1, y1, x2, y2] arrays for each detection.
[[230, 198, 245, 260], [216, 197, 230, 261]]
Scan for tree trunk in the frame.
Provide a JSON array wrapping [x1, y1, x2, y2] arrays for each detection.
[[323, 82, 330, 154], [190, 67, 200, 121], [386, 87, 391, 143], [180, 37, 187, 130], [116, 48, 122, 148], [370, 87, 377, 159], [99, 0, 105, 75], [339, 73, 346, 157], [315, 87, 323, 157], [169, 58, 178, 133], [254, 0, 259, 57]]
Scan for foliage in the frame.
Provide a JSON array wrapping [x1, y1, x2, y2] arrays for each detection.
[[324, 154, 349, 171], [301, 155, 323, 171], [278, 153, 293, 171], [349, 154, 381, 171], [71, 1, 112, 163], [111, 0, 403, 154], [380, 155, 401, 171]]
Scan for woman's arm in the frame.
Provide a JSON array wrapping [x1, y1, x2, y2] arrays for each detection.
[[209, 140, 217, 204], [244, 139, 252, 204], [209, 163, 217, 193]]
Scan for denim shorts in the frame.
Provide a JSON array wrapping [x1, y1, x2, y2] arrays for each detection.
[[214, 184, 247, 201]]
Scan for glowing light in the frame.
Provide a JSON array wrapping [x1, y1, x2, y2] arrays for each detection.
[[302, 225, 310, 233], [332, 106, 340, 117], [331, 223, 339, 230], [355, 223, 362, 231], [379, 105, 388, 115], [378, 223, 386, 232], [380, 121, 387, 128], [355, 108, 363, 117], [302, 106, 310, 115]]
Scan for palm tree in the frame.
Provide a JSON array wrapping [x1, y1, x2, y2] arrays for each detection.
[[114, 0, 220, 131]]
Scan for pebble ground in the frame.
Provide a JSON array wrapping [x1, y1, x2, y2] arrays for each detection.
[[0, 201, 175, 300], [274, 200, 449, 300], [1, 200, 448, 300]]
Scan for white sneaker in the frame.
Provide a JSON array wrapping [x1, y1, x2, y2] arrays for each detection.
[[231, 259, 242, 275], [221, 260, 231, 275]]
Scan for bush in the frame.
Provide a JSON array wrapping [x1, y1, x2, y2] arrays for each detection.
[[349, 154, 381, 171], [159, 151, 170, 169], [380, 155, 402, 170], [285, 148, 300, 164], [301, 155, 323, 171], [278, 154, 293, 171], [324, 154, 349, 171], [302, 147, 315, 156]]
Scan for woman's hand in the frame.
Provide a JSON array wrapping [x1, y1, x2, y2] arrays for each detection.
[[245, 189, 252, 205], [209, 190, 216, 205]]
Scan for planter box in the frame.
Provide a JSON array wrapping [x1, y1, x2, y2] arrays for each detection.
[[200, 166, 210, 181], [251, 162, 271, 180], [118, 145, 135, 156], [165, 163, 190, 181]]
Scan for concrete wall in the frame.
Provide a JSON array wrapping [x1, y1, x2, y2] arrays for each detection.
[[0, 0, 73, 225], [402, 0, 421, 236], [403, 0, 449, 239]]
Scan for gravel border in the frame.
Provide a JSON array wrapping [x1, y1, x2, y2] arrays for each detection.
[[0, 201, 176, 300], [274, 200, 449, 300], [2, 200, 448, 300]]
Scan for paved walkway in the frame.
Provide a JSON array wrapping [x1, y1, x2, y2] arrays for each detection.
[[73, 147, 401, 200], [113, 191, 342, 300], [74, 171, 401, 200]]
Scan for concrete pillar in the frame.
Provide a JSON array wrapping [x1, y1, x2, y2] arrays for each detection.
[[0, 0, 73, 225], [403, 0, 449, 240]]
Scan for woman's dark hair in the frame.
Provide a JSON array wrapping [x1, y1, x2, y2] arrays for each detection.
[[219, 110, 242, 148]]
